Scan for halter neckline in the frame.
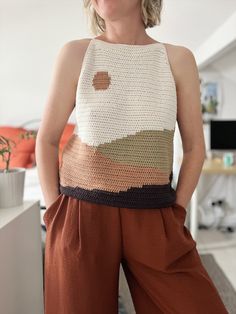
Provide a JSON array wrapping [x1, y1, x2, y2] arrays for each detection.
[[92, 37, 163, 48]]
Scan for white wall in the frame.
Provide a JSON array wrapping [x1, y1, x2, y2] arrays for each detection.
[[0, 2, 89, 126]]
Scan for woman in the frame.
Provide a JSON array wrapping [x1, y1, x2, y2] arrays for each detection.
[[36, 0, 228, 313]]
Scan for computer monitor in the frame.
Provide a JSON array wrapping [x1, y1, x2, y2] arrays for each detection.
[[210, 120, 236, 150]]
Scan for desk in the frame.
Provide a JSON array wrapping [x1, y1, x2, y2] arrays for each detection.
[[189, 158, 236, 241]]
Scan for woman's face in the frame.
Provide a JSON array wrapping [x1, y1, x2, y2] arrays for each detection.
[[91, 0, 141, 22]]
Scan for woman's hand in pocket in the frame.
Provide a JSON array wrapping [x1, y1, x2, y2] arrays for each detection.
[[43, 193, 63, 228]]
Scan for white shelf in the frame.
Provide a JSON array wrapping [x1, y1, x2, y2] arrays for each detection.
[[0, 200, 44, 314], [0, 199, 40, 229]]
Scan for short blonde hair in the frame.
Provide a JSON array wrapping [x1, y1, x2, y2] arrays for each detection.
[[83, 0, 163, 35]]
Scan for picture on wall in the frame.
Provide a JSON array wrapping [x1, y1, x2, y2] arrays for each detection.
[[200, 78, 222, 124]]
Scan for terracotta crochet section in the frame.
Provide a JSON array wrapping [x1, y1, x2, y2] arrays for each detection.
[[59, 132, 174, 192]]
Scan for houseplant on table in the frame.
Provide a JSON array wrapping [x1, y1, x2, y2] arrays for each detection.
[[0, 130, 37, 208]]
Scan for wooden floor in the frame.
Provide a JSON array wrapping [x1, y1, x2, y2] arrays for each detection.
[[196, 228, 236, 290]]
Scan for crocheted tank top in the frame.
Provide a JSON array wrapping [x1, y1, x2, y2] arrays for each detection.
[[59, 38, 177, 209]]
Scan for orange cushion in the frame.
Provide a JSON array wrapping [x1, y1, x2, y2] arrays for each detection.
[[0, 126, 36, 169], [0, 124, 76, 170]]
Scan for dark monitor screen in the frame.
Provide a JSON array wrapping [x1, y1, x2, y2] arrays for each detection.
[[210, 120, 236, 150]]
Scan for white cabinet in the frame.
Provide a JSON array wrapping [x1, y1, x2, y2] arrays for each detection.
[[0, 200, 44, 314]]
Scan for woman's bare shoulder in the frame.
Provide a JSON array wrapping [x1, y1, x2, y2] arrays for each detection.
[[164, 42, 195, 60], [58, 38, 92, 58], [163, 42, 198, 83], [54, 38, 93, 81], [163, 43, 193, 54]]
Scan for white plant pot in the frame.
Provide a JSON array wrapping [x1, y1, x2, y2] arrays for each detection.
[[0, 167, 26, 208]]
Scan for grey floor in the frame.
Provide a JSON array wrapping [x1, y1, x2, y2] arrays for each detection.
[[197, 228, 236, 290]]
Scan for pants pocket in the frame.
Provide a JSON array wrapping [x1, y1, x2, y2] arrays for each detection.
[[44, 195, 81, 258], [43, 193, 63, 229], [171, 202, 187, 226], [171, 202, 197, 250]]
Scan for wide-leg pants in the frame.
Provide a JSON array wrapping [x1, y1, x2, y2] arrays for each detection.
[[43, 193, 228, 314]]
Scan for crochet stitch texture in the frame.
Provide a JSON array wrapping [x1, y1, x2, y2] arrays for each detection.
[[59, 38, 177, 208]]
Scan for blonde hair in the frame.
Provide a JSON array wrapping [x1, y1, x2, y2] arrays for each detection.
[[83, 0, 163, 35]]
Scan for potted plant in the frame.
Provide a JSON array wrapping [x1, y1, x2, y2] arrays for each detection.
[[0, 130, 37, 208]]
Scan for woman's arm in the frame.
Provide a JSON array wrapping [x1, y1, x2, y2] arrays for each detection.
[[168, 44, 206, 209], [35, 39, 89, 209]]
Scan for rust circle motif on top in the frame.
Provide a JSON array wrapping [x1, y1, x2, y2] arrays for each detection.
[[92, 71, 111, 90]]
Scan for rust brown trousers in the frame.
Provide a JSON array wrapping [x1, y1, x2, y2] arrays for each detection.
[[43, 193, 228, 314]]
